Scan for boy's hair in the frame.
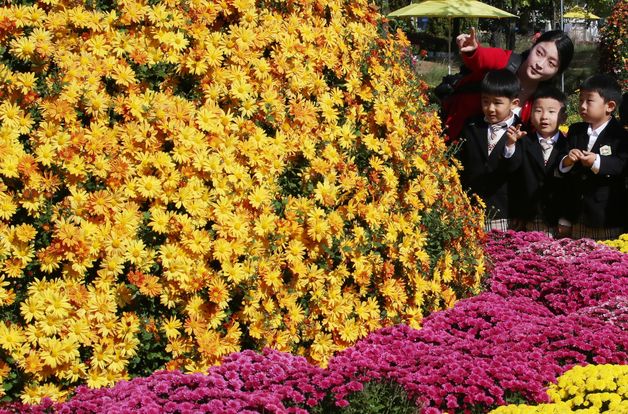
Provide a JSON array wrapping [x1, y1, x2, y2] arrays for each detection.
[[532, 86, 567, 114], [581, 74, 622, 107], [481, 69, 520, 100]]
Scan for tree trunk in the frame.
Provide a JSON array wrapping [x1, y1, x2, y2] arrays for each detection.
[[507, 2, 519, 50], [453, 17, 461, 52], [519, 8, 531, 34]]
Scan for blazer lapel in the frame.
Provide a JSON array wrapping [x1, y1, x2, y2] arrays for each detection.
[[545, 140, 562, 171], [469, 120, 490, 161], [576, 126, 589, 151], [590, 118, 619, 154], [489, 136, 506, 162], [526, 135, 546, 170], [544, 132, 567, 171], [590, 134, 605, 153]]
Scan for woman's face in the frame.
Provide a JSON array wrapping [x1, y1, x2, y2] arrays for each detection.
[[521, 41, 560, 82]]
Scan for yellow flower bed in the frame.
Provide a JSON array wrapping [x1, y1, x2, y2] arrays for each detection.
[[489, 364, 628, 413], [601, 234, 628, 253], [0, 0, 485, 403]]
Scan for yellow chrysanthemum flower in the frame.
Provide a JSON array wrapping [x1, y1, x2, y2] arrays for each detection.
[[0, 322, 26, 353], [9, 37, 36, 60]]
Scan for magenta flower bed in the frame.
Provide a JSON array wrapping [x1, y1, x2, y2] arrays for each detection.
[[486, 231, 628, 316], [1, 350, 329, 414], [3, 231, 627, 414], [328, 294, 626, 411]]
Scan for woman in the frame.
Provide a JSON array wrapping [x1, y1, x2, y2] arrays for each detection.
[[442, 27, 574, 141]]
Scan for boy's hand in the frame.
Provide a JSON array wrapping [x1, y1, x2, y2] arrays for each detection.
[[506, 124, 526, 145], [563, 149, 583, 167], [579, 151, 597, 168], [456, 27, 479, 54]]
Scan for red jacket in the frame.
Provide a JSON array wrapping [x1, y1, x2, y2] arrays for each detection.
[[443, 46, 533, 141]]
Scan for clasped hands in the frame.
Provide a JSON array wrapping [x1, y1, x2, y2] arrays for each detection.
[[563, 149, 596, 168]]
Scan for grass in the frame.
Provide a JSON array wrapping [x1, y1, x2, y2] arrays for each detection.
[[413, 59, 451, 87]]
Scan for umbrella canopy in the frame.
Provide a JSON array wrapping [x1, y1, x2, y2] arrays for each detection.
[[388, 0, 517, 73], [563, 6, 600, 19], [389, 0, 517, 19]]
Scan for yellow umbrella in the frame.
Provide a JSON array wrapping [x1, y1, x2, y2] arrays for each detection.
[[388, 0, 517, 73], [563, 6, 600, 19], [389, 0, 517, 19]]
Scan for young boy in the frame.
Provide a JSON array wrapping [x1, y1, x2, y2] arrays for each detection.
[[457, 69, 523, 232], [509, 86, 569, 235], [558, 74, 628, 239]]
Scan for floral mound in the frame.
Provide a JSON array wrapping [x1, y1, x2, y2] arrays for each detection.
[[599, 0, 628, 90], [4, 231, 627, 413], [0, 0, 485, 402]]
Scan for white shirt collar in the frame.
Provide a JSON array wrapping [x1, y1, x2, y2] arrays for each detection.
[[502, 114, 516, 127], [512, 107, 522, 117], [587, 119, 611, 138], [536, 131, 560, 144], [486, 113, 516, 128]]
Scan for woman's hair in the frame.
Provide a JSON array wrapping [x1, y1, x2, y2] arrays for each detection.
[[521, 30, 574, 76]]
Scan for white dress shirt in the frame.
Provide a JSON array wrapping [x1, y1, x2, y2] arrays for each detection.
[[538, 131, 560, 164]]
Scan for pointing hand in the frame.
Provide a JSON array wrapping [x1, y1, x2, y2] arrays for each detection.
[[456, 27, 479, 54]]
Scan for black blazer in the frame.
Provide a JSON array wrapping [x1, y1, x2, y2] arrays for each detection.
[[510, 131, 569, 225], [562, 118, 628, 227], [457, 116, 523, 219]]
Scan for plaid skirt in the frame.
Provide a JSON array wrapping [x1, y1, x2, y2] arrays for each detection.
[[486, 216, 624, 241], [485, 218, 509, 232], [524, 218, 554, 236]]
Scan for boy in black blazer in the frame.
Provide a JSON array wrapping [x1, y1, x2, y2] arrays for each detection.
[[558, 74, 628, 240], [509, 87, 569, 235], [457, 69, 523, 232]]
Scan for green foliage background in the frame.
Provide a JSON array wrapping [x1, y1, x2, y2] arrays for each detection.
[[599, 0, 628, 90]]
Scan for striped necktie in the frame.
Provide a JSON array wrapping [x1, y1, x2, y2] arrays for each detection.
[[488, 123, 507, 155], [539, 138, 554, 165]]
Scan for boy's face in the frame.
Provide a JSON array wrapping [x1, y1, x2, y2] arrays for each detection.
[[579, 90, 615, 126], [481, 94, 519, 124], [531, 97, 565, 138]]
